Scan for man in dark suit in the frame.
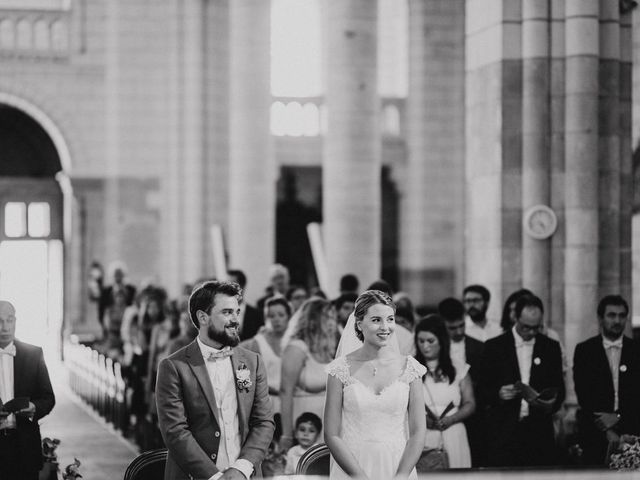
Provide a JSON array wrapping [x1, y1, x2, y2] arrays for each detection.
[[0, 300, 56, 480], [227, 270, 262, 341], [573, 294, 640, 465], [439, 297, 486, 466], [156, 281, 274, 480], [98, 262, 136, 338], [479, 294, 564, 467]]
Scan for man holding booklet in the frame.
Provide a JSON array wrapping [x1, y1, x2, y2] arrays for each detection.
[[0, 300, 55, 480], [478, 293, 564, 467]]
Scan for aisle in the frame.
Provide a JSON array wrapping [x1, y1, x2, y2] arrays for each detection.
[[39, 361, 139, 480]]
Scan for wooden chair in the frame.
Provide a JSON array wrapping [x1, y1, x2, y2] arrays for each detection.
[[295, 443, 330, 476], [123, 449, 167, 480]]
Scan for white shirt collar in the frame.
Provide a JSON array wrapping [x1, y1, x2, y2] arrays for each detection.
[[0, 342, 15, 356], [512, 326, 535, 347], [196, 337, 229, 359]]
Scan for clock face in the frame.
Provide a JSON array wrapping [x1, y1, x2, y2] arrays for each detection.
[[523, 205, 557, 239]]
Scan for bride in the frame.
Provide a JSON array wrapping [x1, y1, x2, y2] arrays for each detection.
[[324, 290, 426, 480]]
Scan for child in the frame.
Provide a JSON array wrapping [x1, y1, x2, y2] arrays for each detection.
[[285, 412, 322, 474]]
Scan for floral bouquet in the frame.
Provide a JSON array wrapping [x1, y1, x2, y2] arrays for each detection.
[[609, 435, 640, 470]]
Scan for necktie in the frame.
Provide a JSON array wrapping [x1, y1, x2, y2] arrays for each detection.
[[0, 344, 16, 356], [207, 347, 232, 361]]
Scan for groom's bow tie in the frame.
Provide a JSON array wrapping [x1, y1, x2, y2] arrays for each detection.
[[207, 347, 232, 361], [0, 344, 16, 356]]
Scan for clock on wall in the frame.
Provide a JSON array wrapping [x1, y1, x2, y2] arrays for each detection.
[[523, 205, 558, 240]]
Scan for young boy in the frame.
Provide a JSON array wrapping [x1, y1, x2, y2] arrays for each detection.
[[285, 412, 322, 474]]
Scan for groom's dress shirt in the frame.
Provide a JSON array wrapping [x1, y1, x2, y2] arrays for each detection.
[[197, 338, 253, 480], [602, 336, 623, 411]]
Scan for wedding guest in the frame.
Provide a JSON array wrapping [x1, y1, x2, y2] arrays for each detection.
[[286, 285, 309, 314], [257, 264, 291, 319], [279, 298, 337, 450], [334, 293, 357, 330], [463, 284, 501, 342], [573, 295, 640, 465], [99, 261, 136, 338], [228, 269, 262, 341], [285, 412, 322, 474], [240, 296, 292, 416], [479, 294, 564, 466], [415, 315, 475, 468], [338, 273, 359, 295]]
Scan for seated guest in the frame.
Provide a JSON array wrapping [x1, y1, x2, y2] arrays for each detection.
[[479, 294, 564, 466], [284, 412, 322, 474], [573, 295, 640, 465]]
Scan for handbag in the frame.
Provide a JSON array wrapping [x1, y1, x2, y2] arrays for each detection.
[[416, 380, 452, 471]]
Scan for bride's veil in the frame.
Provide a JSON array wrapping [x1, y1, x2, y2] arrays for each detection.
[[335, 305, 400, 358]]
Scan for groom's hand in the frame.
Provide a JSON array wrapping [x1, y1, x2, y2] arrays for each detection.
[[220, 467, 246, 479]]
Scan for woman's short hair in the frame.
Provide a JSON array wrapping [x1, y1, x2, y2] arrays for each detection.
[[353, 290, 395, 342]]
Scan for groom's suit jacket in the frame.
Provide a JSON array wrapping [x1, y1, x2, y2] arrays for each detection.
[[156, 341, 275, 480]]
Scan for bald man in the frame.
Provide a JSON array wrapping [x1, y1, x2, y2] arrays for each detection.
[[0, 301, 55, 480]]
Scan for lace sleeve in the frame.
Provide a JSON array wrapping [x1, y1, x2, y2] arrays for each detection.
[[325, 357, 352, 385], [401, 356, 427, 384]]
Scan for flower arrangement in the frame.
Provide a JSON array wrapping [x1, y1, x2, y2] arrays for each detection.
[[235, 363, 252, 391], [609, 435, 640, 470], [63, 458, 83, 479]]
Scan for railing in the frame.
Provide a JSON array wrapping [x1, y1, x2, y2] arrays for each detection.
[[65, 340, 129, 433]]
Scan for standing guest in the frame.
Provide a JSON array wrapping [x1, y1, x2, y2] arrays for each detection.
[[324, 290, 426, 479], [333, 293, 358, 331], [87, 260, 105, 327], [279, 298, 337, 451], [367, 279, 393, 296], [284, 412, 322, 474], [99, 261, 137, 338], [156, 281, 274, 480], [102, 288, 128, 358], [227, 270, 262, 341], [500, 289, 533, 333], [257, 264, 291, 318], [479, 294, 564, 466], [286, 285, 309, 315], [240, 297, 292, 417], [438, 297, 486, 467], [573, 295, 640, 465], [414, 315, 475, 469], [463, 285, 501, 342], [167, 308, 198, 355], [0, 301, 55, 480], [339, 273, 359, 295]]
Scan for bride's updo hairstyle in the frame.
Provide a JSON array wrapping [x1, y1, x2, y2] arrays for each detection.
[[353, 290, 396, 342]]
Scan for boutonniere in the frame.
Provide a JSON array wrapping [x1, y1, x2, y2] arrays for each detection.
[[620, 364, 627, 373], [533, 357, 541, 366], [236, 362, 252, 392]]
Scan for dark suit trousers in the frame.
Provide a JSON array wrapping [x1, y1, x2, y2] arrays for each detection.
[[0, 430, 39, 480], [487, 415, 557, 467]]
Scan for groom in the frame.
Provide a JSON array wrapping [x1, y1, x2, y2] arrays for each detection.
[[156, 281, 274, 480]]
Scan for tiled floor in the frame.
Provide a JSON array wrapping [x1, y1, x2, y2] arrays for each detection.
[[39, 362, 138, 480]]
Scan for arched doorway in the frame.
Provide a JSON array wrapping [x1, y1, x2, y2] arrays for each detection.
[[0, 104, 65, 352]]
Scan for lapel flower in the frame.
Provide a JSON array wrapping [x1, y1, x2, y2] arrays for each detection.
[[533, 357, 541, 366], [236, 362, 252, 392], [620, 364, 627, 373]]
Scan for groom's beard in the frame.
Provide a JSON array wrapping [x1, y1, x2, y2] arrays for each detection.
[[207, 322, 241, 347]]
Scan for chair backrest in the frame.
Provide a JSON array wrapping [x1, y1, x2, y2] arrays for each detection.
[[295, 443, 330, 476], [124, 449, 167, 480]]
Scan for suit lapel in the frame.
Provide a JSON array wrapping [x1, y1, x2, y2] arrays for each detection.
[[529, 335, 544, 388], [505, 331, 520, 381], [231, 350, 248, 440], [186, 341, 220, 426]]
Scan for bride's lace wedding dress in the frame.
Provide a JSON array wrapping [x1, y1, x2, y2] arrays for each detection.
[[325, 356, 426, 480]]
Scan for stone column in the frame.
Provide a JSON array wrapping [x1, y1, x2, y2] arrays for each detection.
[[401, 0, 464, 305], [564, 0, 599, 349], [229, 0, 274, 297], [521, 1, 551, 309], [465, 0, 522, 320], [180, 0, 205, 283], [618, 6, 633, 307], [323, 0, 380, 290]]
